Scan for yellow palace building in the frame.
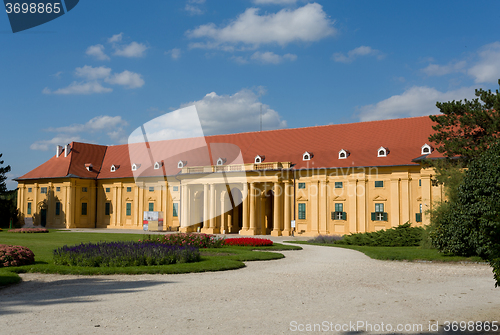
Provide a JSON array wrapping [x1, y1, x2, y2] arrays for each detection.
[[15, 116, 443, 236]]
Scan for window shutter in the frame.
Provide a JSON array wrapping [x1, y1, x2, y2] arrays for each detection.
[[383, 212, 388, 221], [331, 212, 335, 220], [342, 212, 347, 220], [371, 212, 376, 221]]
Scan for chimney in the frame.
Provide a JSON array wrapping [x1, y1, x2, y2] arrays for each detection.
[[64, 144, 71, 157], [56, 145, 63, 157]]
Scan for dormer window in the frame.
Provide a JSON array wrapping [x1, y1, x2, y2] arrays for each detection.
[[110, 164, 118, 172], [217, 158, 226, 166], [178, 160, 187, 169], [338, 149, 350, 159], [154, 161, 163, 170], [302, 151, 313, 161], [377, 146, 389, 157], [85, 163, 93, 172], [132, 163, 141, 171], [421, 143, 433, 155], [255, 155, 265, 164]]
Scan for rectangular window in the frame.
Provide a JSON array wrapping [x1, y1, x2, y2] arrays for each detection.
[[27, 202, 32, 215], [148, 203, 154, 211], [419, 179, 421, 187], [81, 203, 87, 216], [298, 203, 306, 220], [372, 203, 387, 221], [375, 181, 383, 188], [105, 187, 110, 193], [298, 182, 306, 189], [126, 203, 131, 216], [126, 187, 132, 192], [419, 204, 422, 213], [333, 203, 346, 220], [172, 203, 179, 217], [28, 187, 32, 193], [82, 187, 87, 192], [149, 187, 154, 192], [334, 182, 343, 188], [173, 186, 179, 192], [55, 202, 61, 215], [56, 187, 61, 192], [41, 187, 47, 194], [105, 202, 110, 216], [415, 213, 422, 222]]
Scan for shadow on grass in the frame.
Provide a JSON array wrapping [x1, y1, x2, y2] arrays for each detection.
[[0, 276, 170, 316]]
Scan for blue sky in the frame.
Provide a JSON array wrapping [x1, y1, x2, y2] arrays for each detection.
[[1, 0, 500, 189]]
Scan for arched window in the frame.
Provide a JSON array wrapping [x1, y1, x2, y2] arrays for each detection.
[[255, 155, 265, 164], [377, 146, 388, 157], [421, 143, 433, 155], [338, 149, 349, 159], [303, 151, 313, 161]]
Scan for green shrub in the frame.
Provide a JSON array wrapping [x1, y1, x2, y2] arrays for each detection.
[[430, 143, 500, 286], [335, 222, 424, 247]]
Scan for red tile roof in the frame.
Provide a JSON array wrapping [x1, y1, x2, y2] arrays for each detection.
[[18, 116, 442, 180], [17, 142, 107, 180]]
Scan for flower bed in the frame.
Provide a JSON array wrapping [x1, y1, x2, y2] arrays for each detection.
[[53, 241, 200, 267], [224, 237, 273, 247], [0, 244, 35, 267], [8, 228, 49, 233], [141, 233, 225, 248]]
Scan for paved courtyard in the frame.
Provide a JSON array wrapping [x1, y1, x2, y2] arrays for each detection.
[[0, 235, 499, 334]]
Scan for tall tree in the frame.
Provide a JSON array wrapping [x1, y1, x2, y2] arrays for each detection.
[[0, 153, 11, 194], [429, 79, 500, 164]]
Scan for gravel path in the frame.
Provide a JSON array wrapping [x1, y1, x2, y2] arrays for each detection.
[[1, 242, 499, 334]]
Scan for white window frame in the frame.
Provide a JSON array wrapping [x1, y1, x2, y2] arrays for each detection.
[[255, 155, 264, 164], [131, 163, 139, 171], [421, 143, 433, 155], [302, 151, 312, 161], [178, 160, 186, 168], [154, 161, 162, 170], [338, 149, 349, 159], [377, 146, 388, 157], [110, 164, 116, 172], [217, 157, 226, 166]]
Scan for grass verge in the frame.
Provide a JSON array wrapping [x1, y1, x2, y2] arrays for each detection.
[[0, 231, 301, 287], [288, 241, 485, 263]]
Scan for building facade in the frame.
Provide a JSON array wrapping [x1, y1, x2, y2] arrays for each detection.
[[16, 116, 444, 236]]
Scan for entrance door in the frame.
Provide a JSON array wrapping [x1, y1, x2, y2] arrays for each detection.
[[40, 208, 47, 227]]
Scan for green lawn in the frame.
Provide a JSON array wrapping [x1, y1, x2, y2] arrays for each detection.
[[0, 231, 301, 286], [289, 241, 486, 263]]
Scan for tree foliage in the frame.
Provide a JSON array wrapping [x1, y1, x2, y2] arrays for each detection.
[[429, 79, 500, 164], [0, 153, 16, 227], [430, 142, 500, 286]]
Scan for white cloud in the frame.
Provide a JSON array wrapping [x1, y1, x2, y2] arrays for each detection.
[[468, 42, 500, 83], [166, 48, 182, 60], [31, 116, 129, 151], [51, 71, 63, 78], [30, 135, 82, 151], [180, 88, 287, 135], [113, 41, 148, 58], [86, 44, 110, 60], [105, 70, 145, 89], [43, 81, 113, 95], [187, 3, 335, 49], [358, 86, 477, 121], [421, 60, 467, 76], [333, 46, 384, 63], [108, 33, 123, 43], [253, 0, 298, 4], [185, 4, 204, 15], [75, 65, 112, 80], [250, 51, 297, 64]]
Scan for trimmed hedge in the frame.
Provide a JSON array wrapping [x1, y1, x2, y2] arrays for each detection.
[[335, 222, 424, 247], [9, 228, 49, 233], [141, 233, 225, 248]]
